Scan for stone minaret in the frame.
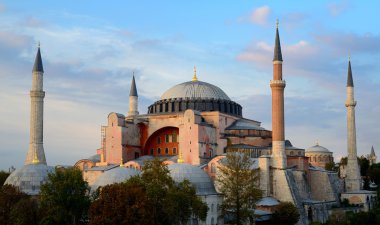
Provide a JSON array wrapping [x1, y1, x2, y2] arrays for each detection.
[[128, 74, 139, 117], [25, 46, 47, 165], [270, 20, 287, 169], [345, 58, 361, 191], [369, 146, 376, 166]]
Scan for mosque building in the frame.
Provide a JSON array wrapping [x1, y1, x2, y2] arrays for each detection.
[[4, 20, 378, 225]]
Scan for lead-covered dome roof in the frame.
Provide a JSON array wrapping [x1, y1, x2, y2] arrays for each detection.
[[306, 144, 331, 153], [161, 80, 231, 101], [4, 164, 54, 195], [168, 163, 217, 195], [92, 166, 140, 190]]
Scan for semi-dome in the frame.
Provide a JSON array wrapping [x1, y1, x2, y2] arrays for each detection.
[[161, 80, 231, 101], [168, 163, 217, 195], [306, 144, 331, 153], [92, 166, 140, 190], [4, 164, 54, 195]]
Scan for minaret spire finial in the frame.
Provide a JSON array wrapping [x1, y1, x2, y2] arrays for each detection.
[[192, 66, 198, 82], [276, 18, 279, 29]]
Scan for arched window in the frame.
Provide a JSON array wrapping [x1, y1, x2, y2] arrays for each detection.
[[211, 218, 214, 225], [318, 156, 322, 162], [290, 151, 294, 156], [211, 203, 214, 212], [83, 163, 88, 170], [173, 148, 177, 154], [165, 148, 169, 155], [157, 136, 161, 144], [157, 148, 161, 154], [150, 149, 154, 155], [298, 151, 302, 156], [313, 156, 317, 162], [209, 149, 213, 158]]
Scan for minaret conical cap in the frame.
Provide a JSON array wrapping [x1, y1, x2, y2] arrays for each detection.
[[370, 146, 376, 156], [347, 59, 354, 87], [33, 46, 44, 73], [273, 19, 283, 62], [129, 74, 138, 97]]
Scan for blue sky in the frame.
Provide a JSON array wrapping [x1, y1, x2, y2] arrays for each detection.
[[1, 1, 379, 170]]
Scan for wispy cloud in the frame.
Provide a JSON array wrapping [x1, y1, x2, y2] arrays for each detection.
[[328, 1, 349, 17], [239, 5, 271, 26]]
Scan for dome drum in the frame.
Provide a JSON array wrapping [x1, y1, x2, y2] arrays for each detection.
[[148, 97, 242, 117]]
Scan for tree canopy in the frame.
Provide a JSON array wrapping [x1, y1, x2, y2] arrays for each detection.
[[39, 167, 90, 225], [89, 158, 208, 225], [216, 150, 262, 225], [270, 202, 300, 225]]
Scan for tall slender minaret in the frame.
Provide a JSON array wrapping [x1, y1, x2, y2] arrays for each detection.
[[128, 74, 139, 117], [345, 57, 361, 191], [270, 20, 287, 169], [25, 45, 47, 165]]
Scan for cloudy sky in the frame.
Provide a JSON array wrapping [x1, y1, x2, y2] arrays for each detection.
[[0, 1, 379, 170]]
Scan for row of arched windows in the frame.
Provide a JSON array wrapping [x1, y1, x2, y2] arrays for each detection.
[[150, 147, 177, 155]]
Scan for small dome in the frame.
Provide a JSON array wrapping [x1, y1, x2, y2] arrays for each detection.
[[306, 144, 331, 153], [92, 166, 140, 190], [256, 197, 280, 206], [161, 80, 231, 101], [168, 163, 217, 195], [4, 164, 54, 195]]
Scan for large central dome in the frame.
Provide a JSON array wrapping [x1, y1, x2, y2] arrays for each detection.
[[160, 80, 231, 101]]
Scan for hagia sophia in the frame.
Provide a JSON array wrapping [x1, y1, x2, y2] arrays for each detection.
[[4, 21, 378, 225]]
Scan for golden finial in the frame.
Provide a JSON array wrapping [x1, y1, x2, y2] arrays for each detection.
[[177, 149, 184, 163], [120, 157, 124, 167], [32, 153, 40, 164], [276, 18, 279, 29], [192, 66, 198, 82]]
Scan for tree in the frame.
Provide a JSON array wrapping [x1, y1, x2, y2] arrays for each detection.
[[88, 159, 208, 225], [88, 178, 154, 225], [270, 202, 300, 225], [0, 171, 10, 186], [9, 197, 40, 225], [39, 167, 90, 225], [325, 162, 335, 171], [216, 150, 262, 225], [0, 185, 29, 225]]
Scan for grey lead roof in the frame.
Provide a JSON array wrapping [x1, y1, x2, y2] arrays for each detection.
[[129, 75, 138, 96], [33, 47, 44, 73], [347, 60, 354, 87], [273, 27, 283, 62], [225, 119, 264, 130]]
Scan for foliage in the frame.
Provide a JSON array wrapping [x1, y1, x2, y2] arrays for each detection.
[[39, 167, 90, 225], [88, 158, 208, 225], [0, 185, 29, 225], [270, 202, 300, 225], [325, 162, 336, 171], [88, 178, 154, 225], [9, 197, 40, 225], [216, 150, 262, 225], [0, 171, 10, 186], [358, 156, 370, 177]]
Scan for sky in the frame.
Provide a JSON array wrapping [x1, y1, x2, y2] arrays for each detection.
[[0, 1, 379, 170]]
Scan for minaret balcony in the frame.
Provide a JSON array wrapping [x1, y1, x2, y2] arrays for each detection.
[[345, 100, 357, 107], [270, 80, 286, 88]]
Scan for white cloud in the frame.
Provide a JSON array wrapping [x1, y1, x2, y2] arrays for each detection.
[[249, 6, 271, 25], [328, 1, 349, 17]]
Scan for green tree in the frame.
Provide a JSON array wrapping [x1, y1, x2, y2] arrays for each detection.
[[216, 150, 262, 225], [88, 159, 208, 225], [9, 197, 40, 225], [88, 178, 154, 225], [39, 167, 90, 225], [270, 202, 300, 225], [0, 185, 28, 225], [325, 162, 336, 171], [0, 171, 10, 186]]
